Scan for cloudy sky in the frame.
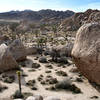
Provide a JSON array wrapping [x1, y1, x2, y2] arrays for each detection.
[[0, 0, 100, 12]]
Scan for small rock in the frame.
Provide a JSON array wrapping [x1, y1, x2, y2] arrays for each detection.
[[34, 95, 43, 100], [44, 96, 61, 100], [26, 96, 36, 100], [26, 95, 43, 100]]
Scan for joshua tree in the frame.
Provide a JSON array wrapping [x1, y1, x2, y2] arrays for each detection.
[[52, 25, 57, 37], [51, 49, 59, 62], [43, 37, 47, 47], [16, 71, 22, 96], [36, 36, 48, 55], [40, 24, 46, 34], [34, 29, 40, 37]]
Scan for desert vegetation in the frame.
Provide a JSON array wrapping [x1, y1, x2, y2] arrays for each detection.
[[0, 9, 100, 100]]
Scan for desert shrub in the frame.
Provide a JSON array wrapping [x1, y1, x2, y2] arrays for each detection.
[[12, 90, 23, 99], [56, 71, 67, 77], [76, 77, 83, 82], [2, 75, 15, 83], [26, 79, 38, 90], [55, 79, 71, 90], [57, 57, 68, 64], [39, 57, 47, 63], [32, 63, 41, 68], [45, 64, 53, 69], [12, 90, 33, 99], [55, 79, 81, 94], [45, 70, 52, 73], [0, 84, 8, 92]]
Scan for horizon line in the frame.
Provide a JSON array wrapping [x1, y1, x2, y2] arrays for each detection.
[[0, 8, 99, 13]]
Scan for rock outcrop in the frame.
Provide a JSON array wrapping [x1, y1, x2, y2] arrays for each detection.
[[88, 12, 100, 23], [9, 39, 27, 61], [51, 43, 73, 58], [0, 44, 18, 72], [72, 22, 100, 85], [60, 9, 100, 31]]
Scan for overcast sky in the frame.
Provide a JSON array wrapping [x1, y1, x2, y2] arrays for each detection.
[[0, 0, 100, 12]]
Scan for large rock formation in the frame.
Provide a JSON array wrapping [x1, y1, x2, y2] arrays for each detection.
[[88, 12, 100, 23], [51, 42, 73, 58], [72, 22, 100, 85], [0, 44, 18, 72], [9, 39, 27, 61], [60, 9, 100, 31]]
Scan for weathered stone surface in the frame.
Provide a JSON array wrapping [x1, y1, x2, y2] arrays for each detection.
[[9, 39, 27, 61], [72, 22, 100, 85], [26, 96, 36, 100], [44, 96, 61, 100], [60, 9, 100, 31], [0, 44, 18, 72], [26, 95, 43, 100], [51, 43, 73, 58], [88, 12, 100, 23]]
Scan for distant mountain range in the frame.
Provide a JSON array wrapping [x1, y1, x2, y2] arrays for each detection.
[[0, 9, 74, 21]]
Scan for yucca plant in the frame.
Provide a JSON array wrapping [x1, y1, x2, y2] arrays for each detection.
[[16, 71, 22, 96]]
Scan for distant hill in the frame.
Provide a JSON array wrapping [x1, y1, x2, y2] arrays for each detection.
[[0, 9, 74, 21], [60, 9, 100, 31]]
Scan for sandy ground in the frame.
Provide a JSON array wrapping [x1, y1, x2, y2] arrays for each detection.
[[0, 55, 100, 100]]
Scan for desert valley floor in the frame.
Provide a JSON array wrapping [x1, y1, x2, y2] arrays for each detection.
[[0, 55, 100, 100]]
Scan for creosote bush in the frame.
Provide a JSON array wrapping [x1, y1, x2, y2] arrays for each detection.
[[54, 79, 82, 94], [12, 90, 23, 99]]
